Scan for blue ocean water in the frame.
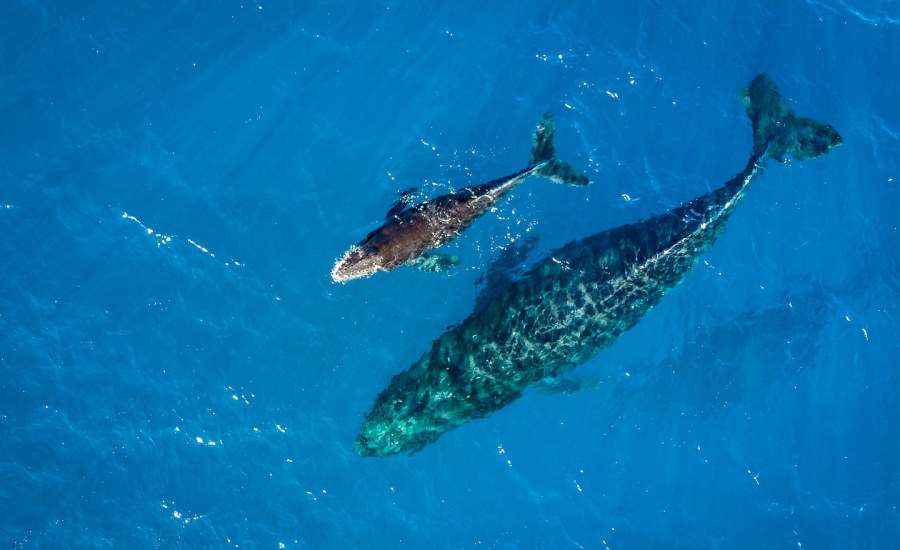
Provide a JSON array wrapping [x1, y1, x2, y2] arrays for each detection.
[[1, 0, 898, 547]]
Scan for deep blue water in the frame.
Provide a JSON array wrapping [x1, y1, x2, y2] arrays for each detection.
[[1, 1, 898, 548]]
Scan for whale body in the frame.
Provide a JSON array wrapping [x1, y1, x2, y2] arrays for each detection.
[[331, 113, 589, 283], [356, 74, 842, 457]]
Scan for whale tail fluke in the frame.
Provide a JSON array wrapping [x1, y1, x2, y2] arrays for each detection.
[[742, 73, 842, 163], [529, 112, 590, 186], [529, 111, 558, 165]]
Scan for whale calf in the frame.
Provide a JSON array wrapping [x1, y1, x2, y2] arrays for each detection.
[[356, 74, 842, 457], [331, 113, 590, 283]]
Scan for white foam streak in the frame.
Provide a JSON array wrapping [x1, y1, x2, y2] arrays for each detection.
[[121, 210, 244, 268]]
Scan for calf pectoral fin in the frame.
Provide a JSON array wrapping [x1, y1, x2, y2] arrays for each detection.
[[406, 253, 462, 273], [385, 187, 419, 219]]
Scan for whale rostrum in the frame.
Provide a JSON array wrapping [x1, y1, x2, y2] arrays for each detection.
[[331, 113, 590, 283], [356, 74, 842, 457]]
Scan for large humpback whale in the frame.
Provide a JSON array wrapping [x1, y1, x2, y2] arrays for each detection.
[[331, 113, 590, 283], [356, 74, 842, 457]]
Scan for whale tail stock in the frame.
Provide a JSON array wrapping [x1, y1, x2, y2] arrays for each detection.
[[742, 73, 842, 163], [528, 112, 591, 186]]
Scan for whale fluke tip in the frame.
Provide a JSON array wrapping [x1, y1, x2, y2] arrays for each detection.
[[742, 73, 842, 162]]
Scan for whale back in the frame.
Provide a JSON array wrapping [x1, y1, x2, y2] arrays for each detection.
[[355, 75, 842, 456]]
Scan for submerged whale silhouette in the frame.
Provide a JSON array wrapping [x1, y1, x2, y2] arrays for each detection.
[[356, 74, 842, 457], [331, 113, 590, 283]]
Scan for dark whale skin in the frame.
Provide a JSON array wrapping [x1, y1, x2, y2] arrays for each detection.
[[331, 113, 589, 283], [356, 74, 842, 457]]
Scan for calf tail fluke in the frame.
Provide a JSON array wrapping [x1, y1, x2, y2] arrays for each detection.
[[535, 159, 590, 186], [529, 112, 590, 186], [742, 74, 842, 162], [529, 111, 557, 165]]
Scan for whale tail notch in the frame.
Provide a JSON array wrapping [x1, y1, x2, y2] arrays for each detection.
[[742, 74, 842, 163], [529, 112, 590, 186]]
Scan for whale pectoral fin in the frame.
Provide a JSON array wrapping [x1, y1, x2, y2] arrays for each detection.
[[385, 201, 407, 219], [406, 253, 462, 273], [473, 236, 540, 314], [385, 187, 419, 219]]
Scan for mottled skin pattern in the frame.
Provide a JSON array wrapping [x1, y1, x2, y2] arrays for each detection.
[[356, 75, 842, 456], [355, 162, 763, 456]]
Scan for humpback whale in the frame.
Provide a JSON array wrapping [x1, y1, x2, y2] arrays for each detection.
[[331, 113, 590, 283], [355, 74, 842, 457]]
